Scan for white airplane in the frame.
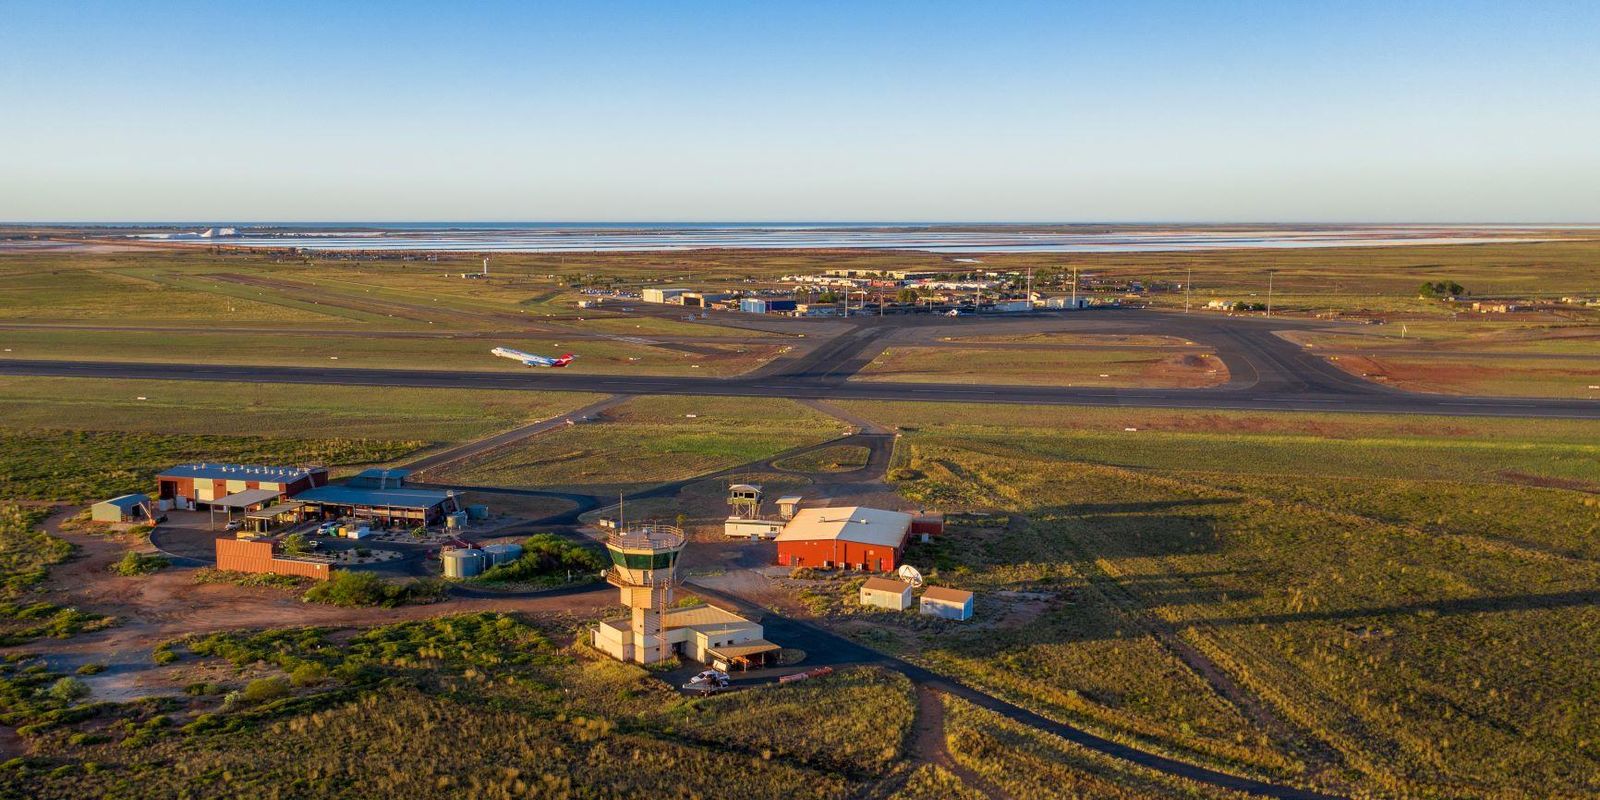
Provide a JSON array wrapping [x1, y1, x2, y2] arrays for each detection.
[[492, 347, 575, 368]]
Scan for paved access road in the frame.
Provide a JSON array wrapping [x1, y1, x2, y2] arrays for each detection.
[[2, 310, 1596, 418]]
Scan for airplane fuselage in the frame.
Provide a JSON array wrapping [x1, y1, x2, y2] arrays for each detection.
[[491, 347, 573, 367]]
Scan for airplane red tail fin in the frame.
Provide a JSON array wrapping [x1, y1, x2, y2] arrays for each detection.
[[553, 354, 574, 367]]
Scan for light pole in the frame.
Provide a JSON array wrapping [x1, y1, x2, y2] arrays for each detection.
[[1266, 270, 1276, 317]]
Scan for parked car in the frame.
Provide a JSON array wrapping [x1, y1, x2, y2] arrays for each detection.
[[223, 520, 242, 532]]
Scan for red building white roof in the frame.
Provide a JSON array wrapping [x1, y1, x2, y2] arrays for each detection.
[[775, 506, 912, 548]]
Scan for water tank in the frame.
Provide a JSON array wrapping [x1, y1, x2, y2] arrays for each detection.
[[444, 511, 468, 529], [467, 505, 490, 520], [482, 543, 522, 566], [442, 548, 486, 578]]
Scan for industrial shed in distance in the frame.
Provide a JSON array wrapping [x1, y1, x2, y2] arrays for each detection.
[[92, 493, 152, 524], [774, 506, 913, 572]]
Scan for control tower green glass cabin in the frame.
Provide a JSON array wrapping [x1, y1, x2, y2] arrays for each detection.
[[604, 524, 686, 664]]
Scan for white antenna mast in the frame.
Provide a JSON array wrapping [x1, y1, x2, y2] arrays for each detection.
[[482, 258, 489, 276]]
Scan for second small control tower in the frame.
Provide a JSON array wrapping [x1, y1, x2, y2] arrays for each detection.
[[604, 523, 686, 664]]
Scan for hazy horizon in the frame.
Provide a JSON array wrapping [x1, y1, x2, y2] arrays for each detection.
[[8, 220, 1600, 228], [4, 1, 1598, 222]]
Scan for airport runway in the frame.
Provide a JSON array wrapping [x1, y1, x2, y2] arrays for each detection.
[[3, 310, 1597, 419]]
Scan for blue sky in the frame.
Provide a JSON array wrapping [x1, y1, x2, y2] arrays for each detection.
[[2, 1, 1596, 222]]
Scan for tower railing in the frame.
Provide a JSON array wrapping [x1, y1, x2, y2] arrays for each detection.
[[606, 523, 685, 551]]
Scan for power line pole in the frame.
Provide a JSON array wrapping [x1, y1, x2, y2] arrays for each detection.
[[1185, 266, 1192, 313]]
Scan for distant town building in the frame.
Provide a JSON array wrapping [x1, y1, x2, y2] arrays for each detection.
[[643, 287, 689, 304]]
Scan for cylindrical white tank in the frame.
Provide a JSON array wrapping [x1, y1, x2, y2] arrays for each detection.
[[442, 548, 486, 578], [482, 543, 523, 566]]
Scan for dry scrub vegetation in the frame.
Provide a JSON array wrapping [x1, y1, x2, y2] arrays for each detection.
[[870, 422, 1600, 798], [943, 695, 1255, 799], [0, 609, 917, 799], [0, 505, 111, 645]]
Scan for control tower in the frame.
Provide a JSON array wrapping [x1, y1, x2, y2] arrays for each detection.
[[604, 523, 686, 664]]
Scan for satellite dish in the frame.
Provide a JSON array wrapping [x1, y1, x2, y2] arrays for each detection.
[[897, 564, 924, 587]]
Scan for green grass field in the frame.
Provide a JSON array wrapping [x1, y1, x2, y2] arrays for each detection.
[[0, 328, 780, 377], [772, 445, 872, 473], [433, 396, 849, 491], [854, 346, 1227, 388], [0, 376, 600, 442], [0, 378, 605, 501], [0, 431, 422, 503], [827, 400, 1600, 798]]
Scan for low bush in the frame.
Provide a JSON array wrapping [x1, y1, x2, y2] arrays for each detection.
[[151, 644, 177, 665], [302, 572, 447, 608], [475, 534, 604, 584], [109, 550, 168, 577], [241, 677, 289, 704], [47, 677, 89, 704], [191, 568, 310, 590], [289, 663, 326, 688]]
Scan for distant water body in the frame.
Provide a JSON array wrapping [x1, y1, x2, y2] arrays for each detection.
[[142, 223, 1584, 254]]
